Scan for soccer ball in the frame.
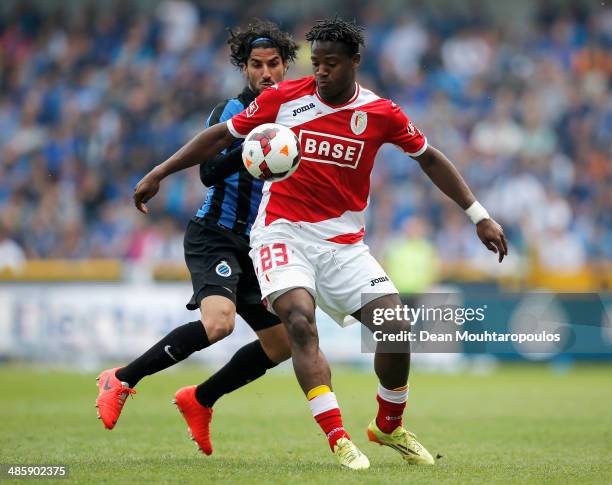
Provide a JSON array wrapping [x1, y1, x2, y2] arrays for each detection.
[[242, 123, 301, 181]]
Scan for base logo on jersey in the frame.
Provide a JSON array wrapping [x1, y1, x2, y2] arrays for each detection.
[[215, 261, 232, 277], [350, 110, 368, 135], [299, 130, 364, 169]]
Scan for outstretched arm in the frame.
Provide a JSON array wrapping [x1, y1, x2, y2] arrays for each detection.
[[133, 122, 235, 213], [413, 145, 508, 262], [199, 145, 244, 187]]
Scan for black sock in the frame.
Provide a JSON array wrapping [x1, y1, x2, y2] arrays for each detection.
[[116, 321, 209, 388], [195, 340, 277, 407]]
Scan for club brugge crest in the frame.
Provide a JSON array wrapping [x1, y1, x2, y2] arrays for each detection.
[[350, 110, 367, 135], [216, 261, 232, 277]]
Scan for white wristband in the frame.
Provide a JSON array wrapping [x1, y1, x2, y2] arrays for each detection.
[[465, 201, 490, 224]]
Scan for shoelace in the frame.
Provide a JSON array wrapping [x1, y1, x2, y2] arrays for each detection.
[[116, 386, 136, 405], [396, 428, 423, 453], [337, 441, 360, 462], [394, 427, 417, 439]]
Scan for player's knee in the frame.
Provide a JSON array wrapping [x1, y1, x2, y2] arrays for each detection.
[[285, 307, 317, 351], [201, 307, 235, 343]]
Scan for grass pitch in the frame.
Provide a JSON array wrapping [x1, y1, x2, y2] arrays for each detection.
[[1, 364, 611, 484]]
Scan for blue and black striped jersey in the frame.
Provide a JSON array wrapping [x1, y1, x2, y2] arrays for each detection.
[[196, 87, 263, 235]]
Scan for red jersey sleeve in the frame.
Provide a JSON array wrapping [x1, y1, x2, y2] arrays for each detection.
[[384, 101, 428, 157], [226, 85, 283, 138]]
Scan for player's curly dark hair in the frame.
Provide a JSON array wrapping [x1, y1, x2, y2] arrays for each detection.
[[227, 19, 298, 68], [305, 16, 365, 56]]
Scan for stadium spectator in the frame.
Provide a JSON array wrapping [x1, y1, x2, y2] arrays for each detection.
[[0, 222, 25, 271]]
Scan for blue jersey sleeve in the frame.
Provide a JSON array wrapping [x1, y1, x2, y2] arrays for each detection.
[[199, 99, 245, 186]]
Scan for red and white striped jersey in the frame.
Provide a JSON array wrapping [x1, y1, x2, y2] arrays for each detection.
[[226, 76, 427, 244]]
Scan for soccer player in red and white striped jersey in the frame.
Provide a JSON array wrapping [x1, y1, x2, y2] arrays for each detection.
[[134, 17, 507, 470], [228, 74, 426, 244]]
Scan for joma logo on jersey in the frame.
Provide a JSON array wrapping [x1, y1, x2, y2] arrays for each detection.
[[292, 103, 315, 116], [370, 276, 390, 286], [298, 130, 364, 168]]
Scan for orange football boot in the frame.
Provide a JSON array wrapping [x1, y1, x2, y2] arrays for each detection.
[[173, 385, 213, 455], [95, 367, 136, 430]]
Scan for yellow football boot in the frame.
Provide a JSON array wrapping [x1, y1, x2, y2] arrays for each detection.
[[333, 437, 370, 470], [367, 419, 435, 465]]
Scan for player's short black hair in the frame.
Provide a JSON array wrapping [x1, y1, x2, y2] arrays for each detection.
[[305, 17, 365, 57], [227, 19, 298, 68]]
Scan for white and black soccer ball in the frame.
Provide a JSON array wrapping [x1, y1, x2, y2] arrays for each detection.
[[242, 123, 301, 182]]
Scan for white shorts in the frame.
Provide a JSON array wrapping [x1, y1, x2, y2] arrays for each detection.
[[249, 223, 398, 327]]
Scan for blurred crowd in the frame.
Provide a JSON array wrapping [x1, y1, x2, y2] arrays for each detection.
[[0, 0, 610, 276]]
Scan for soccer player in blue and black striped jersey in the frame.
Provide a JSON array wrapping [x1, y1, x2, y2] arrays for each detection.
[[96, 20, 298, 455]]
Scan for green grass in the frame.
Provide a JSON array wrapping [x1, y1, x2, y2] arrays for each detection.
[[1, 364, 611, 484]]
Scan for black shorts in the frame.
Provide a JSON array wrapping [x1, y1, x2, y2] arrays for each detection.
[[184, 217, 280, 332]]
